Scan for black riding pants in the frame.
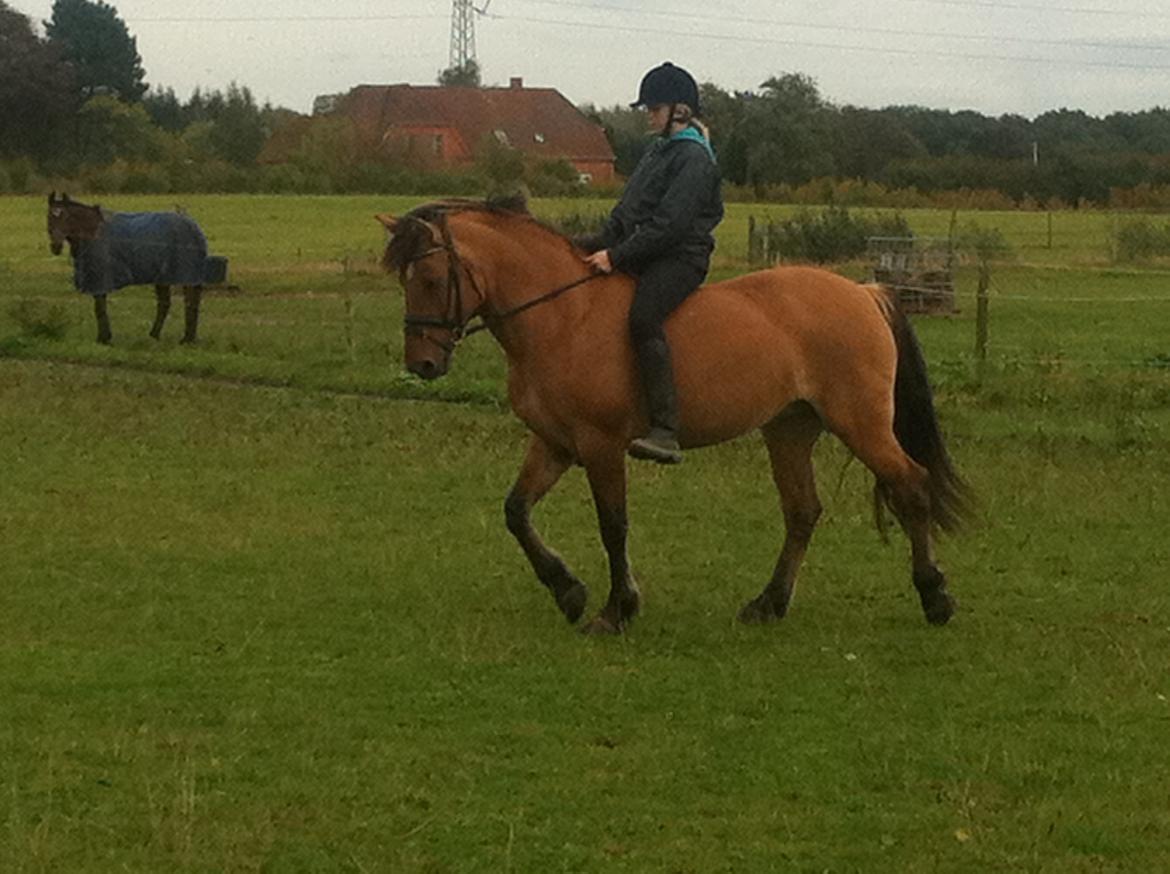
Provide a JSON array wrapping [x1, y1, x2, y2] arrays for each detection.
[[627, 257, 708, 345]]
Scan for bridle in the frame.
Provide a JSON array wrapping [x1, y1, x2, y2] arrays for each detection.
[[398, 210, 603, 356], [400, 215, 475, 356]]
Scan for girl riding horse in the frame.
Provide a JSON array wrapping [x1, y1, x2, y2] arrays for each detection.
[[377, 196, 972, 635], [576, 62, 723, 465]]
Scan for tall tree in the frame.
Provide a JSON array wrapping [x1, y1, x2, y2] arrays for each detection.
[[741, 73, 835, 193], [0, 2, 76, 159], [437, 60, 481, 87], [581, 103, 647, 177], [698, 82, 749, 183], [143, 85, 184, 132], [45, 0, 147, 102], [831, 107, 925, 179], [205, 83, 268, 165]]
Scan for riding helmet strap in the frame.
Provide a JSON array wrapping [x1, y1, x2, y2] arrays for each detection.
[[662, 103, 676, 137]]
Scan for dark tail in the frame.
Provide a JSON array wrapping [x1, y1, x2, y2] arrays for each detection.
[[882, 296, 974, 534]]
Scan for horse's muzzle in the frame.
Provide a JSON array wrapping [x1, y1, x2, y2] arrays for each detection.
[[407, 358, 445, 381], [49, 240, 63, 255]]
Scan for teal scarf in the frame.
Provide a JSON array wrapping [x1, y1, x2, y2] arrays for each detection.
[[669, 126, 716, 162]]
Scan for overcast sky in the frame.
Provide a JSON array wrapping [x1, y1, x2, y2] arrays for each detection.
[[11, 0, 1170, 118]]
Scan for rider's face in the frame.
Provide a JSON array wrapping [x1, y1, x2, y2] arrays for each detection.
[[646, 104, 671, 131]]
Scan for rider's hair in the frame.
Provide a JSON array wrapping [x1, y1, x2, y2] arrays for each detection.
[[663, 103, 710, 139]]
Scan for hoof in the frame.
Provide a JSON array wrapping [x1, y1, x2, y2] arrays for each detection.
[[914, 567, 955, 626], [737, 597, 786, 625], [580, 614, 623, 636], [555, 582, 588, 624], [921, 590, 956, 626]]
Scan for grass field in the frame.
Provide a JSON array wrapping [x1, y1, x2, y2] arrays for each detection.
[[2, 194, 1170, 871]]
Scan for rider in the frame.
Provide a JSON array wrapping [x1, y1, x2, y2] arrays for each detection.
[[577, 62, 724, 464]]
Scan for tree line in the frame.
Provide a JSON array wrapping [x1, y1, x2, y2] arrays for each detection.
[[0, 0, 289, 191], [589, 74, 1170, 208], [5, 0, 1170, 206]]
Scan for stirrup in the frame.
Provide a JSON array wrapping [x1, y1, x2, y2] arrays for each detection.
[[628, 430, 683, 465]]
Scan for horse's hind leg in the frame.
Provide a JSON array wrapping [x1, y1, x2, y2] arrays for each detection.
[[505, 434, 588, 623], [830, 408, 955, 625], [739, 405, 823, 624], [181, 285, 202, 344], [93, 295, 112, 345], [150, 285, 171, 339]]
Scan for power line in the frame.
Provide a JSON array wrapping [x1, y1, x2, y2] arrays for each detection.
[[487, 13, 1170, 73], [512, 0, 1170, 55], [130, 14, 446, 23], [910, 0, 1170, 22]]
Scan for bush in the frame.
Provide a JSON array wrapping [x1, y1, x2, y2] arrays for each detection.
[[760, 206, 914, 264], [957, 223, 1013, 262], [122, 162, 172, 193], [1113, 217, 1170, 262], [9, 299, 70, 340]]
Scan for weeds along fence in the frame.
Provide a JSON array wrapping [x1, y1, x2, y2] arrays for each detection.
[[745, 208, 1170, 381], [747, 208, 1170, 265]]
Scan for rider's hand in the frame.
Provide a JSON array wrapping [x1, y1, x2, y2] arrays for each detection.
[[583, 250, 613, 274]]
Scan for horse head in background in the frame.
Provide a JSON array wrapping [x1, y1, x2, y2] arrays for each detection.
[[47, 192, 103, 256], [46, 192, 223, 345]]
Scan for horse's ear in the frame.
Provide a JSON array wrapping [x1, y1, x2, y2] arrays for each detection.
[[375, 214, 399, 232]]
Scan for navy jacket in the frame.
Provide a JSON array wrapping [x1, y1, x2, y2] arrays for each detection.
[[580, 129, 723, 273]]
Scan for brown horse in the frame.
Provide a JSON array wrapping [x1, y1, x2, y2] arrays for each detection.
[[47, 192, 211, 345], [377, 197, 971, 634]]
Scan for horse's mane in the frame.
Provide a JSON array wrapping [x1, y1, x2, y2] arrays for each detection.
[[382, 194, 579, 274]]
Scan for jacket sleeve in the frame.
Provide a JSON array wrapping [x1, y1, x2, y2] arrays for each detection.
[[608, 146, 715, 270], [571, 211, 623, 254]]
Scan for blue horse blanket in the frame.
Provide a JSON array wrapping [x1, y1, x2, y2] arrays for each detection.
[[72, 211, 210, 296]]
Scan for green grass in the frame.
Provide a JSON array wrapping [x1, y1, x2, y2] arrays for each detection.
[[2, 195, 1170, 871]]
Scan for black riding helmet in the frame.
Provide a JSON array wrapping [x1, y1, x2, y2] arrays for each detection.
[[630, 62, 700, 115]]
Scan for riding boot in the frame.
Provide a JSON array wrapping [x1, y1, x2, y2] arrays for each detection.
[[629, 337, 683, 464]]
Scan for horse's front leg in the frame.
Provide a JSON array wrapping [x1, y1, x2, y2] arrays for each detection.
[[93, 295, 112, 345], [580, 442, 640, 635], [150, 285, 171, 339], [504, 434, 588, 623], [180, 285, 202, 344]]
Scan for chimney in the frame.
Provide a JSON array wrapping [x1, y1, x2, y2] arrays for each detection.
[[509, 77, 523, 90]]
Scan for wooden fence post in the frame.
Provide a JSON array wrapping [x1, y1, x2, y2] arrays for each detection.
[[974, 257, 991, 378]]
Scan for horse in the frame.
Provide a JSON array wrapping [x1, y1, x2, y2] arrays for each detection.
[[376, 197, 972, 635], [47, 192, 218, 345]]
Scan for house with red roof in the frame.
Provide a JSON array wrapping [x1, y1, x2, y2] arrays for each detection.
[[263, 78, 616, 184]]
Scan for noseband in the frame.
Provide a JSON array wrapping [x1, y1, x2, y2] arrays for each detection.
[[398, 210, 603, 356]]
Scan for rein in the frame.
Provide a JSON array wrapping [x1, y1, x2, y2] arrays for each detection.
[[400, 212, 603, 352]]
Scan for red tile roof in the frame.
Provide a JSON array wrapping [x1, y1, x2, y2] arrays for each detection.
[[340, 83, 614, 164]]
